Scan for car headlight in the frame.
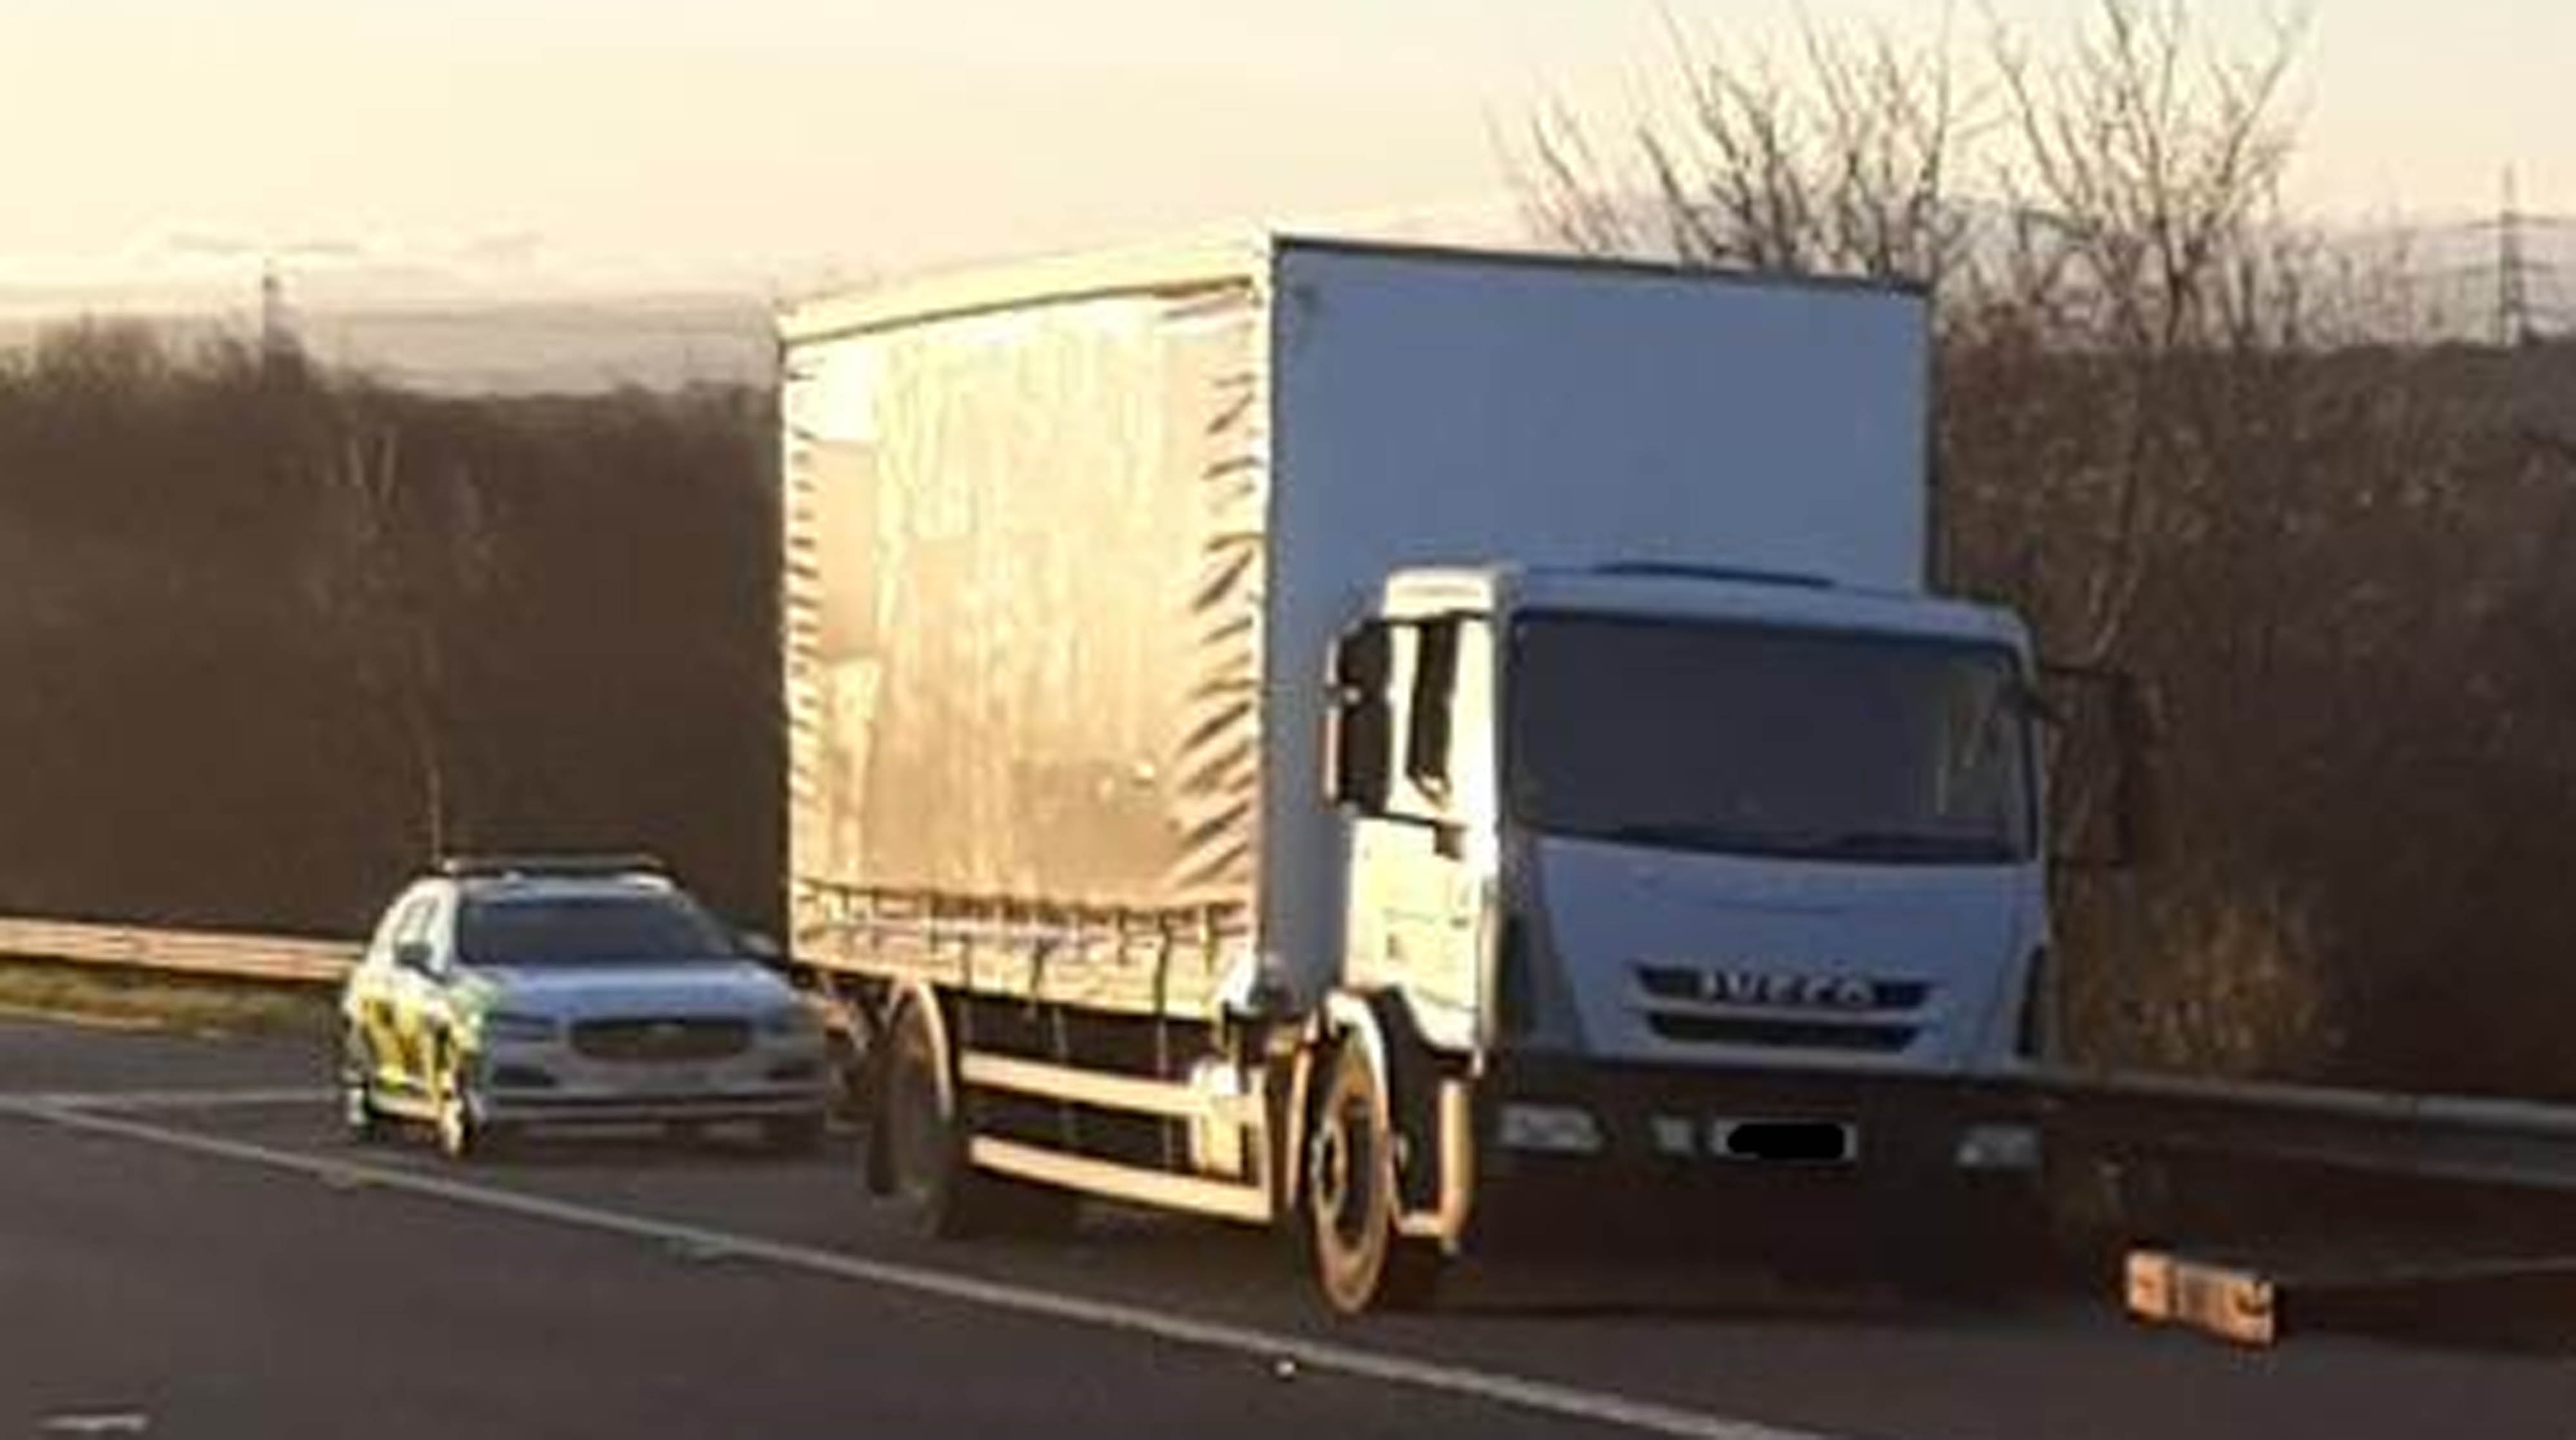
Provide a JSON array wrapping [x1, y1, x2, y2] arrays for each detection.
[[479, 1010, 560, 1045], [759, 1003, 824, 1039]]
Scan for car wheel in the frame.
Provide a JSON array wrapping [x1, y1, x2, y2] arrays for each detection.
[[337, 1028, 387, 1145], [432, 1045, 499, 1161], [1306, 1042, 1441, 1315]]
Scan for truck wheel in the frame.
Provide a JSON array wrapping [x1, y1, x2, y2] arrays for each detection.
[[880, 1001, 1074, 1238], [1306, 1043, 1441, 1314]]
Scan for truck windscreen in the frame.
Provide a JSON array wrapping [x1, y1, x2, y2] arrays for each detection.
[[1505, 614, 2035, 864]]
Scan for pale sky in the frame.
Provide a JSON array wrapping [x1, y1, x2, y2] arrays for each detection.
[[1, 0, 2566, 307]]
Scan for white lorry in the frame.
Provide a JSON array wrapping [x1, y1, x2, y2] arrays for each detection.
[[777, 234, 2112, 1311]]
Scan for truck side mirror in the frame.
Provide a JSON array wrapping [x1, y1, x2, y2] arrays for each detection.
[[1325, 622, 1396, 812], [1332, 618, 1393, 692], [2037, 663, 2157, 870]]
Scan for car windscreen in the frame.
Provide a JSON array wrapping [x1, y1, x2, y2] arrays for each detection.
[[456, 894, 737, 966], [1506, 613, 2036, 864]]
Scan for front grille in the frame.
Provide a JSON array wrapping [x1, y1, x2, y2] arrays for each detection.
[[571, 1017, 752, 1062], [1644, 1013, 1918, 1052], [1634, 965, 1929, 1012], [1634, 964, 1928, 1052]]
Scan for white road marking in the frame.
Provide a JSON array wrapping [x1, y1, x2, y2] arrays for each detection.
[[15, 1087, 330, 1112], [0, 1095, 1844, 1440], [37, 1412, 151, 1435]]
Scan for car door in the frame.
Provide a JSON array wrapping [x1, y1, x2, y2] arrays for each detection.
[[375, 893, 444, 1097], [348, 893, 417, 1090], [346, 896, 413, 1088], [405, 890, 466, 1081]]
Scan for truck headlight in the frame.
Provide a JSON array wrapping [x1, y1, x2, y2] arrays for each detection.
[[1497, 1101, 1604, 1155], [1953, 1121, 2042, 1172]]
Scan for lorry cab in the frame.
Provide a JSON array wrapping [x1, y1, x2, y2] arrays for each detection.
[[1327, 563, 2052, 1194]]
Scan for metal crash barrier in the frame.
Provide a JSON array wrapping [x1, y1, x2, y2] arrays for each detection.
[[0, 915, 357, 987]]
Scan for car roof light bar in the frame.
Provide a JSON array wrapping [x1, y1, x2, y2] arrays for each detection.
[[435, 852, 671, 881]]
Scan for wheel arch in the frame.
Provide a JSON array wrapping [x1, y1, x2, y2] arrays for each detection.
[[1293, 989, 1453, 1218]]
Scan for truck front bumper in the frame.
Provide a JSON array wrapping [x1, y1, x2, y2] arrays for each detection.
[[1458, 1054, 2044, 1264]]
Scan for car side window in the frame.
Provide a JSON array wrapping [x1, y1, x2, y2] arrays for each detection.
[[366, 894, 413, 963], [374, 893, 436, 975], [410, 893, 455, 980]]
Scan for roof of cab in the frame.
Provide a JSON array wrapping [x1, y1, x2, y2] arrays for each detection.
[[1379, 562, 2029, 650]]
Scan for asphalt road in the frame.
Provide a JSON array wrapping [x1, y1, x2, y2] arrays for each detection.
[[5, 1016, 2575, 1439]]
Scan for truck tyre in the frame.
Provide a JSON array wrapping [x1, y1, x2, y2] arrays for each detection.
[[1306, 1042, 1441, 1314], [880, 1000, 1074, 1239]]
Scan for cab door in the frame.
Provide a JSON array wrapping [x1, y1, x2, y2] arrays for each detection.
[[1346, 615, 1495, 1054]]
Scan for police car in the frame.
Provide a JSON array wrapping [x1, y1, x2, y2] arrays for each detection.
[[336, 854, 831, 1159]]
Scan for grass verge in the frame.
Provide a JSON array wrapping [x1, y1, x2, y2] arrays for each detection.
[[0, 956, 334, 1037]]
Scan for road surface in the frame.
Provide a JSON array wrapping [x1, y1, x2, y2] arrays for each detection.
[[3, 1017, 2571, 1439]]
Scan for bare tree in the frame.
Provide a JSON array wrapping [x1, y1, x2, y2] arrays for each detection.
[[307, 415, 494, 862], [1976, 0, 2307, 665], [1525, 13, 1973, 287]]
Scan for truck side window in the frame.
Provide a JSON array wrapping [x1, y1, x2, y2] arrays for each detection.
[[1372, 623, 1426, 823], [1405, 618, 1460, 805], [1367, 616, 1486, 829], [1446, 619, 1494, 827]]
